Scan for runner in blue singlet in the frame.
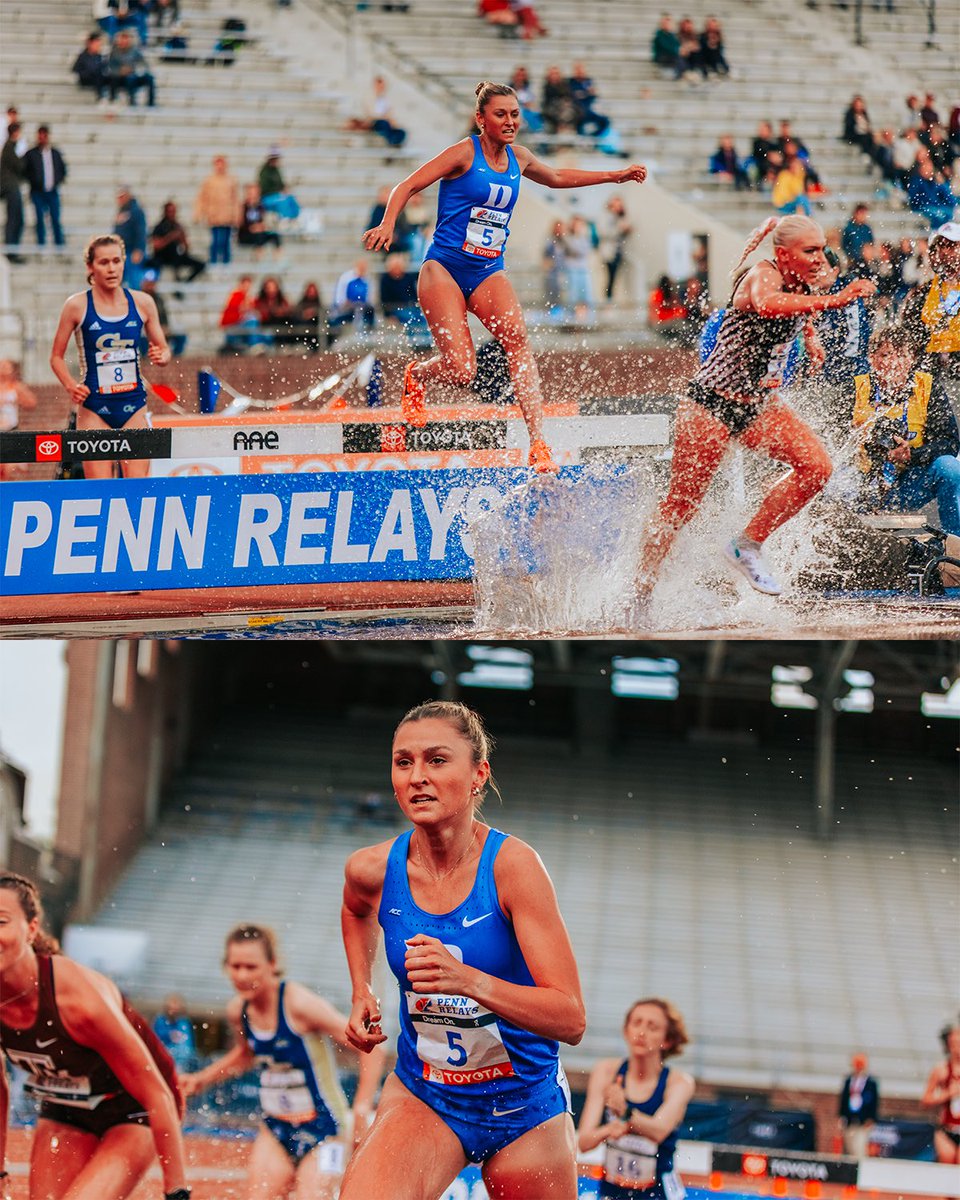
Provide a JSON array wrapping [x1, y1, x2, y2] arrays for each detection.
[[578, 998, 695, 1200], [340, 699, 585, 1200], [50, 233, 171, 480], [181, 924, 384, 1200], [362, 81, 648, 471]]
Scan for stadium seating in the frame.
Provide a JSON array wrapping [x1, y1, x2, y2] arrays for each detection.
[[90, 708, 958, 1096]]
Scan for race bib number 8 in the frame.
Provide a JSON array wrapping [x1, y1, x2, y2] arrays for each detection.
[[462, 207, 509, 260], [407, 990, 515, 1085], [95, 347, 138, 394], [604, 1134, 658, 1191]]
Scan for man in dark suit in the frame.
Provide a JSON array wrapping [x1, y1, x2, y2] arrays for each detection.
[[838, 1053, 880, 1158], [0, 121, 26, 259], [23, 125, 67, 247]]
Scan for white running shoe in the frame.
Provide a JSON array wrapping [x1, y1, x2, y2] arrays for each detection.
[[723, 538, 782, 596]]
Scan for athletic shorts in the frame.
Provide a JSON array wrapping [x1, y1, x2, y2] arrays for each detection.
[[396, 1067, 571, 1163], [422, 246, 505, 302], [39, 1093, 148, 1137], [687, 381, 765, 437], [81, 393, 147, 430], [941, 1127, 960, 1147], [264, 1112, 338, 1165]]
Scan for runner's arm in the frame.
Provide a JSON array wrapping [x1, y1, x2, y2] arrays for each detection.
[[362, 142, 473, 251], [515, 146, 646, 189], [341, 846, 389, 1051], [922, 1063, 956, 1107], [179, 1003, 254, 1097], [623, 1069, 695, 1142], [742, 264, 876, 317], [49, 295, 90, 402], [405, 839, 586, 1044], [56, 960, 188, 1195], [577, 1060, 629, 1152]]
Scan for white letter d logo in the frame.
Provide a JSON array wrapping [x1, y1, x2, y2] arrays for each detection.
[[484, 183, 513, 209]]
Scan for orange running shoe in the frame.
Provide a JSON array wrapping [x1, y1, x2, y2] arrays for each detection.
[[401, 362, 427, 427], [528, 437, 558, 474]]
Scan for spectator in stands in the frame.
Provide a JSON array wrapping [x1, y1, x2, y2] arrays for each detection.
[[346, 77, 407, 149], [892, 127, 921, 186], [510, 0, 547, 39], [899, 236, 932, 301], [778, 120, 822, 189], [218, 274, 271, 353], [368, 184, 411, 255], [72, 32, 111, 103], [119, 0, 151, 46], [23, 125, 67, 248], [193, 155, 240, 266], [564, 215, 595, 323], [153, 0, 181, 29], [651, 14, 682, 74], [107, 30, 156, 108], [920, 93, 940, 130], [237, 183, 281, 257], [543, 219, 567, 317], [328, 258, 376, 344], [0, 357, 36, 479], [1, 122, 25, 261], [509, 65, 543, 131], [148, 201, 205, 281], [699, 16, 730, 77], [140, 271, 186, 356], [841, 203, 875, 265], [926, 125, 956, 180], [4, 108, 26, 157], [92, 0, 118, 40], [752, 120, 783, 189], [648, 274, 688, 339], [906, 159, 957, 230], [849, 325, 960, 535], [379, 253, 425, 333], [254, 275, 292, 332], [681, 276, 711, 345], [569, 64, 610, 139], [838, 1053, 880, 1159], [152, 995, 197, 1074], [842, 95, 873, 155], [114, 185, 147, 287], [541, 66, 580, 135], [404, 192, 432, 262], [871, 128, 899, 188], [577, 998, 695, 1196], [477, 0, 519, 34], [901, 222, 960, 383], [710, 135, 749, 191], [903, 94, 922, 131], [772, 158, 811, 216], [598, 195, 632, 303], [289, 280, 324, 351], [257, 147, 300, 220], [676, 17, 702, 80], [922, 1023, 960, 1165]]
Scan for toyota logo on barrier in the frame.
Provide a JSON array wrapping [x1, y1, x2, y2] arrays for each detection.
[[35, 435, 62, 462]]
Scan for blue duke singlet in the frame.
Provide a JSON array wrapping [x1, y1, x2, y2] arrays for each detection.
[[76, 288, 147, 419], [379, 828, 559, 1100], [429, 136, 521, 264], [240, 982, 347, 1130]]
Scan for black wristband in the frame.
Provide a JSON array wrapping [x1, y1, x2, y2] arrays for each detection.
[[165, 1190, 191, 1200]]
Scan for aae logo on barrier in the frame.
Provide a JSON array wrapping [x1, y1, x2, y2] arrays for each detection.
[[233, 429, 279, 452]]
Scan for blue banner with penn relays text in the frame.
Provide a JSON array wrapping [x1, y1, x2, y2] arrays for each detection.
[[1, 468, 577, 596]]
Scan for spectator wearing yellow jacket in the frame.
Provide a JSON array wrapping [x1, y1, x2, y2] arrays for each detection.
[[193, 155, 240, 265]]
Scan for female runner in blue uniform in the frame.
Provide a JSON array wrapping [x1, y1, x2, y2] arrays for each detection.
[[181, 925, 384, 1200], [577, 998, 694, 1200], [362, 82, 648, 472], [340, 699, 586, 1200], [49, 233, 171, 480]]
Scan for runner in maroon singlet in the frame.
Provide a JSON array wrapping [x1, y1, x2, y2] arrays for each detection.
[[923, 1023, 960, 1165], [0, 872, 190, 1200]]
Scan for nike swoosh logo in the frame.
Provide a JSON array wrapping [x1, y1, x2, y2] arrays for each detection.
[[37, 1038, 57, 1048], [462, 913, 492, 928], [492, 1104, 527, 1116]]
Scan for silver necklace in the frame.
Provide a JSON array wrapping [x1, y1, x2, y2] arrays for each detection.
[[415, 827, 478, 884], [0, 975, 38, 1009]]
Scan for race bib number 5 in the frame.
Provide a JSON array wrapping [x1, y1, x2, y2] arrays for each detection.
[[462, 207, 509, 260], [95, 346, 138, 394], [407, 989, 515, 1085]]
